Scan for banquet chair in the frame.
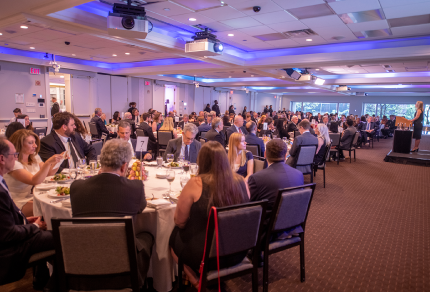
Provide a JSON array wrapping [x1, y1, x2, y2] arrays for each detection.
[[34, 127, 47, 137], [177, 200, 267, 292], [136, 129, 145, 137], [52, 217, 141, 292], [200, 138, 206, 146], [262, 184, 316, 292], [91, 140, 103, 156], [157, 131, 173, 157], [89, 122, 99, 139], [200, 131, 207, 139], [253, 156, 266, 173], [313, 143, 331, 188], [346, 132, 360, 163], [329, 133, 341, 165], [295, 145, 317, 183], [360, 130, 374, 148], [246, 144, 261, 157]]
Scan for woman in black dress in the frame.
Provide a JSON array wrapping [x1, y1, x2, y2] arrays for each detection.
[[169, 142, 249, 288], [411, 101, 424, 152], [228, 105, 235, 115], [242, 106, 247, 117]]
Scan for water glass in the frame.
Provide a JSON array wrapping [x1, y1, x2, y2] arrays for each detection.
[[166, 154, 174, 164], [89, 160, 97, 174], [164, 170, 175, 199], [177, 155, 185, 173], [180, 176, 189, 189], [156, 156, 163, 167], [69, 168, 78, 180], [190, 163, 198, 177], [78, 158, 86, 178]]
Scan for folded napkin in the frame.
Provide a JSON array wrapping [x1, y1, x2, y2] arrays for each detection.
[[147, 199, 172, 209], [62, 199, 71, 208], [144, 161, 158, 166]]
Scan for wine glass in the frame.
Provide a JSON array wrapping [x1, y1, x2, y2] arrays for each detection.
[[166, 154, 174, 164], [156, 155, 163, 168], [89, 160, 97, 175], [69, 168, 78, 180], [177, 154, 184, 174], [182, 160, 190, 175], [189, 163, 198, 178], [180, 176, 189, 189], [97, 155, 101, 168], [164, 170, 175, 199], [77, 158, 86, 178]]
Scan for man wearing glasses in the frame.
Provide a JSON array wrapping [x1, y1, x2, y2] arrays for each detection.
[[163, 123, 201, 163], [0, 138, 54, 289]]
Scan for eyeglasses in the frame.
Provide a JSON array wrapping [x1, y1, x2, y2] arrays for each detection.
[[3, 152, 19, 158]]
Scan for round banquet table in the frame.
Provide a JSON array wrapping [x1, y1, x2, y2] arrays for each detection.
[[33, 167, 185, 292]]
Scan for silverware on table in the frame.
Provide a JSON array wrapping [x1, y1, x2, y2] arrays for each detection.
[[50, 197, 69, 203]]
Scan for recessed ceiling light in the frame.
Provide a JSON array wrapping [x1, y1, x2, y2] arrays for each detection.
[[228, 33, 234, 36], [315, 69, 320, 71], [72, 54, 76, 56], [0, 33, 2, 36], [163, 8, 170, 11], [20, 25, 28, 29], [29, 47, 35, 49], [229, 76, 232, 78], [60, 76, 64, 78], [113, 54, 117, 56], [189, 18, 197, 21], [306, 39, 312, 41], [125, 52, 130, 55], [251, 75, 254, 77]]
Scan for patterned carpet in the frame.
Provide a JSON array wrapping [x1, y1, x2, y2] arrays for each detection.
[[3, 136, 430, 292]]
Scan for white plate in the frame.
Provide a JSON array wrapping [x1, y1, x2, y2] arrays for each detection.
[[35, 183, 57, 191], [156, 174, 167, 179], [47, 189, 70, 199], [57, 179, 74, 184]]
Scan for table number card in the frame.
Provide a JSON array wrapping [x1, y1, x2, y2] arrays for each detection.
[[136, 136, 149, 152]]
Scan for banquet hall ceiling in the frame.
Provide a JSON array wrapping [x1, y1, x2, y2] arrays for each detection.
[[0, 0, 430, 96]]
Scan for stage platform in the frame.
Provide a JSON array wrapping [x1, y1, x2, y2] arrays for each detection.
[[384, 150, 430, 167]]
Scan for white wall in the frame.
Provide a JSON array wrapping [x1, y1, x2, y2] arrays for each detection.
[[256, 92, 277, 113]]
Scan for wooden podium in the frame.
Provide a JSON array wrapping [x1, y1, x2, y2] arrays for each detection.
[[395, 116, 412, 128]]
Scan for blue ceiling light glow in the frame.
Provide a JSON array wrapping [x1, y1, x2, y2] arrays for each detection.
[[317, 71, 430, 79]]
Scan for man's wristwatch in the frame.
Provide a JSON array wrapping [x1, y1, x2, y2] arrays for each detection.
[[33, 222, 40, 228]]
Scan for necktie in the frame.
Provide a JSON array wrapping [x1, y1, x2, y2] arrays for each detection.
[[184, 145, 189, 161], [239, 127, 242, 134], [367, 123, 370, 130], [68, 138, 79, 167]]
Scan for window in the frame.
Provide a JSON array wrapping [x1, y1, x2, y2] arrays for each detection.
[[364, 103, 415, 119], [425, 105, 430, 126], [291, 102, 350, 115], [364, 103, 377, 116]]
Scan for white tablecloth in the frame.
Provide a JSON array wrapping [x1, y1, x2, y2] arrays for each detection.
[[33, 167, 185, 292]]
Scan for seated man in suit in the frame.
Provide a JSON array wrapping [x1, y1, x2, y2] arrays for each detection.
[[117, 121, 152, 161], [286, 115, 299, 133], [205, 117, 225, 147], [361, 116, 376, 145], [123, 112, 137, 139], [40, 112, 97, 173], [90, 108, 114, 139], [138, 113, 157, 153], [163, 123, 201, 163], [226, 115, 248, 143], [334, 118, 356, 160], [198, 115, 212, 134], [70, 139, 153, 290], [286, 120, 318, 172], [0, 138, 54, 288], [249, 139, 304, 241], [245, 121, 265, 156], [178, 114, 189, 129]]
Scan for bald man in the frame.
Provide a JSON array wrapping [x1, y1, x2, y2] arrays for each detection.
[[226, 115, 248, 143]]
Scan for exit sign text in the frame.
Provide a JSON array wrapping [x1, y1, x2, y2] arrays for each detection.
[[30, 68, 40, 75]]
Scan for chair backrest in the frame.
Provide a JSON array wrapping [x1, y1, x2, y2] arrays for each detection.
[[89, 122, 98, 137], [296, 145, 317, 166], [52, 217, 140, 292], [253, 156, 265, 173], [329, 133, 340, 147], [34, 127, 47, 136], [200, 131, 207, 139], [351, 132, 360, 148], [269, 184, 316, 233], [294, 130, 301, 137], [223, 126, 229, 132], [136, 129, 145, 137], [246, 144, 260, 157], [200, 139, 206, 146], [91, 141, 103, 156], [323, 143, 332, 162], [157, 131, 173, 146], [205, 201, 267, 259]]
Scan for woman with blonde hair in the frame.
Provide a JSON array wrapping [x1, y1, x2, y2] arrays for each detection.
[[410, 101, 424, 152], [313, 124, 330, 173], [257, 114, 267, 136], [4, 130, 63, 216], [228, 132, 254, 181], [159, 116, 178, 138]]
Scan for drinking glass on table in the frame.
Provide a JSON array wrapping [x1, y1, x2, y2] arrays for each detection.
[[182, 160, 190, 175], [164, 170, 175, 199], [166, 154, 174, 164], [77, 158, 86, 178], [282, 137, 287, 143], [89, 160, 97, 175], [156, 156, 163, 167], [69, 168, 78, 180], [272, 134, 278, 139], [189, 163, 198, 177], [177, 154, 185, 173], [97, 155, 101, 168], [180, 176, 189, 189]]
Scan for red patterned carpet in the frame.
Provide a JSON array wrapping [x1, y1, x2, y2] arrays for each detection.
[[2, 136, 430, 292]]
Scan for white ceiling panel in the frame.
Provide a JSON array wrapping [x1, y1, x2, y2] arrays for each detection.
[[328, 0, 381, 14], [293, 35, 327, 45], [347, 20, 390, 32], [145, 1, 194, 17], [267, 21, 309, 32], [203, 22, 235, 32], [379, 0, 430, 8], [220, 16, 262, 28], [391, 22, 430, 35], [168, 12, 216, 24], [273, 0, 326, 10], [265, 39, 299, 48], [301, 15, 345, 29], [198, 6, 247, 21], [238, 25, 277, 36], [217, 30, 263, 42], [383, 2, 430, 19], [240, 41, 275, 50], [251, 10, 297, 25], [311, 25, 357, 41], [2, 35, 45, 45], [229, 0, 284, 16]]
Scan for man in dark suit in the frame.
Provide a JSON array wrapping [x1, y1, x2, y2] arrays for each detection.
[[268, 105, 273, 117], [263, 105, 269, 114], [212, 100, 220, 117], [245, 121, 265, 156], [163, 123, 201, 163], [70, 139, 153, 290], [117, 121, 152, 160], [286, 115, 299, 133], [361, 116, 376, 145], [39, 112, 97, 173], [50, 97, 60, 117], [335, 118, 356, 160], [0, 138, 54, 288], [249, 139, 304, 239], [177, 114, 190, 129], [127, 102, 136, 114], [123, 112, 137, 139], [138, 113, 157, 153], [198, 116, 212, 133], [90, 108, 113, 139], [205, 117, 225, 147], [226, 115, 248, 143], [287, 120, 318, 171], [251, 112, 258, 123]]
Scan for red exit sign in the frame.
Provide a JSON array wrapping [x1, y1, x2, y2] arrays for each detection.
[[145, 81, 150, 86], [30, 68, 40, 75]]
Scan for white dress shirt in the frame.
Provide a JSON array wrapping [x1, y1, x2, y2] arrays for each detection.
[[55, 131, 81, 168]]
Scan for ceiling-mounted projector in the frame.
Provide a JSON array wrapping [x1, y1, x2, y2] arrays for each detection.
[[355, 92, 368, 96], [107, 0, 150, 39], [336, 85, 351, 92], [283, 68, 311, 81], [185, 28, 223, 57]]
